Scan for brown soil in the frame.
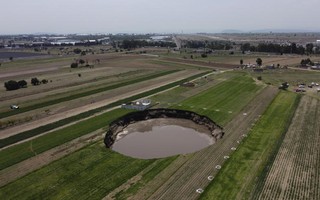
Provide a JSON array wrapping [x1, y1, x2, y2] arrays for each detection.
[[161, 57, 237, 69]]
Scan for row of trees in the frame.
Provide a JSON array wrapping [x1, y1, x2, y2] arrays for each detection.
[[116, 40, 176, 49], [300, 58, 314, 66], [184, 41, 233, 50], [4, 78, 48, 91], [241, 42, 319, 55]]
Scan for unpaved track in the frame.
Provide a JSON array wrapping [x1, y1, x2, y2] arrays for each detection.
[[0, 70, 199, 141], [130, 86, 278, 200], [255, 96, 320, 200]]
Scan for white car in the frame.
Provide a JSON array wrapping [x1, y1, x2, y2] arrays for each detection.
[[10, 105, 19, 109]]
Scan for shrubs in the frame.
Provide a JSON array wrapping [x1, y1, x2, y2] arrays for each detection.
[[4, 80, 28, 91], [4, 80, 20, 91], [18, 80, 28, 88], [70, 62, 79, 68], [4, 77, 49, 91], [31, 78, 40, 86]]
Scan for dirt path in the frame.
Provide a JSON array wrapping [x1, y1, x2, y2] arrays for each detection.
[[0, 70, 199, 141], [129, 86, 278, 200]]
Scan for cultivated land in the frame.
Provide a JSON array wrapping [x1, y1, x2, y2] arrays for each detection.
[[200, 91, 300, 200], [0, 48, 319, 200], [253, 95, 320, 200]]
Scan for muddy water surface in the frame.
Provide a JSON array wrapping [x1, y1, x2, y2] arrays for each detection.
[[112, 119, 214, 159]]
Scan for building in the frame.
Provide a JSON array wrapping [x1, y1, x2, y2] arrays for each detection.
[[121, 99, 151, 111]]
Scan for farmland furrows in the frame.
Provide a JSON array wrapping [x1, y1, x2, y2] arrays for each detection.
[[255, 96, 320, 200], [139, 86, 278, 200], [0, 128, 105, 187]]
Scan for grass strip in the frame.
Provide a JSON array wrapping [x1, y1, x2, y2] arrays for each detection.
[[174, 74, 262, 125], [114, 156, 178, 200], [200, 91, 301, 200], [0, 69, 180, 119], [0, 71, 210, 169], [0, 144, 155, 200]]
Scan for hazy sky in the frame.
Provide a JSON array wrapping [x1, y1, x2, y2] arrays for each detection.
[[1, 0, 320, 34]]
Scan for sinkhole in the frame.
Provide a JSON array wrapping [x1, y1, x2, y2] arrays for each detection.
[[104, 109, 224, 159]]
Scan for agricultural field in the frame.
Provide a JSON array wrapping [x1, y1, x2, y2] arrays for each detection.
[[153, 50, 313, 67], [1, 49, 319, 200], [253, 95, 320, 200], [200, 91, 300, 200]]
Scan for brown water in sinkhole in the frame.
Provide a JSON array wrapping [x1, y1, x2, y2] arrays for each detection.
[[111, 119, 214, 159]]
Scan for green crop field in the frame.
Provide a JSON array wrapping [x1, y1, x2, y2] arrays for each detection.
[[2, 56, 314, 200], [0, 144, 155, 200], [0, 71, 210, 169], [0, 108, 131, 170], [200, 91, 300, 200], [0, 72, 265, 199], [174, 74, 263, 125]]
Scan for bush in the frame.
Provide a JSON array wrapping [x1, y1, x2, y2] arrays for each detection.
[[79, 59, 85, 65], [31, 78, 40, 86], [73, 48, 82, 54], [257, 76, 262, 81], [201, 53, 207, 58], [71, 63, 78, 68], [18, 80, 27, 88], [41, 79, 48, 84], [4, 80, 20, 91]]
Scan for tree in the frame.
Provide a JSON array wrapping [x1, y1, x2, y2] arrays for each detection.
[[306, 43, 314, 54], [201, 53, 207, 58], [18, 80, 27, 88], [79, 59, 85, 65], [31, 78, 40, 86], [256, 58, 262, 66], [241, 43, 251, 51], [73, 48, 82, 54], [240, 59, 243, 65], [4, 80, 20, 90], [70, 63, 78, 68]]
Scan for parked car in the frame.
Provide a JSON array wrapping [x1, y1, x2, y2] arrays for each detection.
[[10, 105, 19, 109]]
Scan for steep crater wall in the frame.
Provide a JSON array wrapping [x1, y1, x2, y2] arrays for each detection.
[[104, 109, 224, 148]]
